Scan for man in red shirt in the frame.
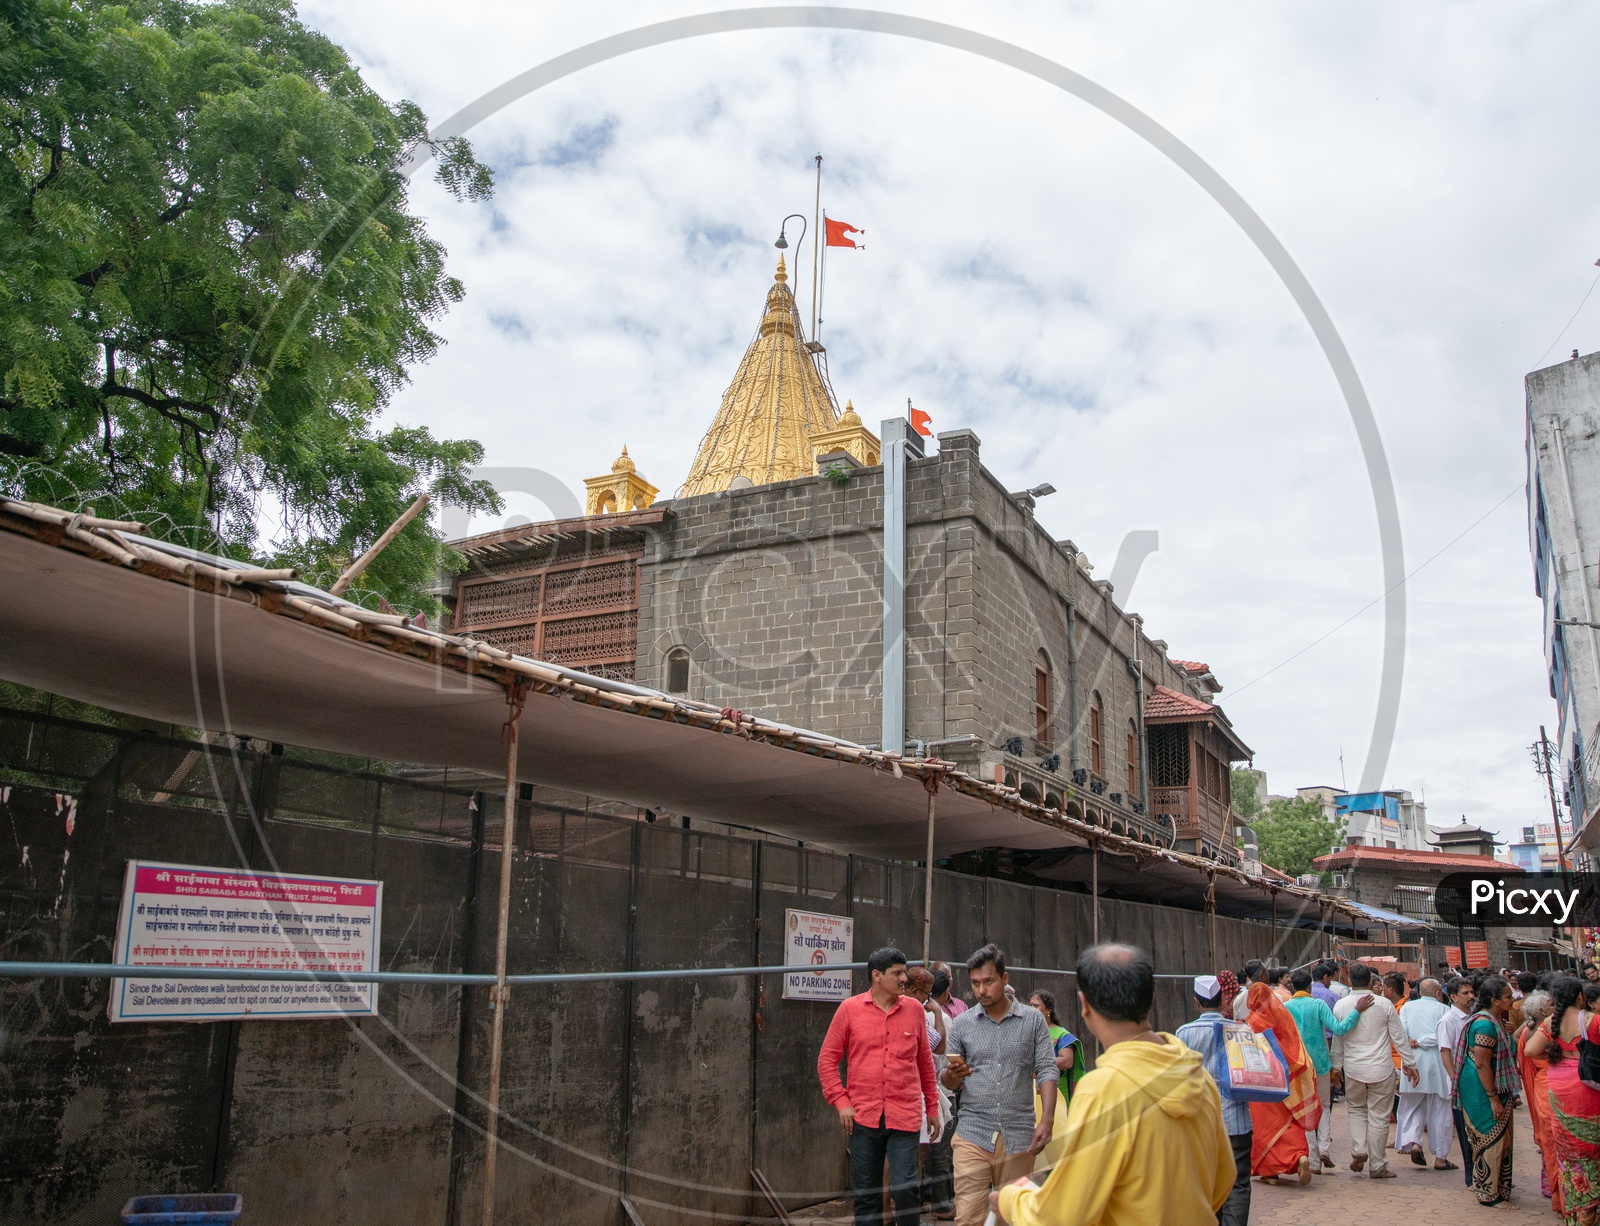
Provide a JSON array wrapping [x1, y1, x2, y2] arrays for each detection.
[[818, 946, 941, 1226]]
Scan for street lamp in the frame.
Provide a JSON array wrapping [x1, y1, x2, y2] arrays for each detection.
[[1025, 483, 1057, 498]]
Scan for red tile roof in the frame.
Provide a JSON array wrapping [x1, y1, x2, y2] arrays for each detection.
[[1144, 685, 1215, 720], [1312, 846, 1523, 872], [1170, 660, 1211, 674]]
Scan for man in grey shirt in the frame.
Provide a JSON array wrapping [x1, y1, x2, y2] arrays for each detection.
[[940, 944, 1058, 1226]]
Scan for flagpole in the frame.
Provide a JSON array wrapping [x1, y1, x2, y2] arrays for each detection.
[[818, 210, 827, 345], [811, 153, 822, 340]]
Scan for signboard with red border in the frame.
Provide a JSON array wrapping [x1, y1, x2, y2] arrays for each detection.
[[109, 860, 382, 1022]]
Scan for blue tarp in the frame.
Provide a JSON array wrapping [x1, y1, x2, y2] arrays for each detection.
[[1341, 899, 1430, 929]]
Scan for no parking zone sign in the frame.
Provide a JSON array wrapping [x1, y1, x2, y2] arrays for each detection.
[[109, 860, 382, 1022], [783, 909, 853, 1002]]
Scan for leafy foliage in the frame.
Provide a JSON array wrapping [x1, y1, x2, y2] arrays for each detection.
[[0, 0, 500, 609], [1253, 795, 1346, 879], [1230, 766, 1264, 823]]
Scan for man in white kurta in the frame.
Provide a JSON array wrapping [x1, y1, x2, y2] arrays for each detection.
[[1397, 979, 1456, 1170]]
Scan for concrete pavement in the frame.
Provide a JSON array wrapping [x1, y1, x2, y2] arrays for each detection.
[[783, 1092, 1552, 1222]]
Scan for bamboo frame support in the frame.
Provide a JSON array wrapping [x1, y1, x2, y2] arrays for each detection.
[[481, 691, 520, 1226], [331, 493, 430, 596], [921, 786, 938, 968]]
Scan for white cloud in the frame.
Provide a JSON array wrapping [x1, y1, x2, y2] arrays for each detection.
[[298, 0, 1600, 844]]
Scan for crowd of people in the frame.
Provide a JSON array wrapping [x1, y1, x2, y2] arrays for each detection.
[[815, 946, 1600, 1225]]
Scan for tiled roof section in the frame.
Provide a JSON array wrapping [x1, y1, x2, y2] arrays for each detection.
[[1312, 846, 1523, 872], [1171, 660, 1211, 674], [1145, 684, 1214, 720]]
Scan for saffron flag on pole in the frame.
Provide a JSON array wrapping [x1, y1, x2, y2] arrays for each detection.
[[825, 217, 863, 248], [909, 404, 933, 438]]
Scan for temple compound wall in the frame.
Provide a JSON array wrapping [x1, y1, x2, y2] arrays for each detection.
[[634, 429, 1248, 859]]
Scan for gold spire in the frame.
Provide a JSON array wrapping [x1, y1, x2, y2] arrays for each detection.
[[679, 254, 840, 496], [611, 445, 636, 474]]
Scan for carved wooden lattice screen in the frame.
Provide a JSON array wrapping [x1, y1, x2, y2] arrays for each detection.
[[454, 550, 641, 680]]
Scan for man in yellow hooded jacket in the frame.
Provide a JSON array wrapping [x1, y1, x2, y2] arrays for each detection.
[[992, 944, 1234, 1225]]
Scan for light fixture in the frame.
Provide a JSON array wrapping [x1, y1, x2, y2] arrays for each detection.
[[774, 213, 807, 251], [1026, 482, 1057, 498]]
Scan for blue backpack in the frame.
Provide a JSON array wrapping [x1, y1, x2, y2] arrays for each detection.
[[1203, 1020, 1291, 1103]]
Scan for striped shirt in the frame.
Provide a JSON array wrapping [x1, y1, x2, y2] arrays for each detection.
[[944, 1000, 1059, 1154]]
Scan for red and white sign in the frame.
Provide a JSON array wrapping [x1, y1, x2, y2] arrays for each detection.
[[1464, 940, 1491, 970], [109, 860, 382, 1022], [783, 909, 854, 1002]]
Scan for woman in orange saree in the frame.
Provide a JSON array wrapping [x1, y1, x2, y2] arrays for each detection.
[[1247, 980, 1321, 1186], [1516, 991, 1562, 1215]]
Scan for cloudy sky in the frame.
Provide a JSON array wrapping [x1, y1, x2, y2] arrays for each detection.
[[299, 1, 1600, 847]]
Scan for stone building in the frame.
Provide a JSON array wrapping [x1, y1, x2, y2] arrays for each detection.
[[446, 253, 1256, 863]]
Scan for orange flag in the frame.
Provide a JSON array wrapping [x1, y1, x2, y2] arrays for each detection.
[[825, 217, 863, 248], [909, 405, 933, 437]]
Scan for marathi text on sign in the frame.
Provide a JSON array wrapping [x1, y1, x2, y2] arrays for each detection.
[[782, 908, 854, 1002], [109, 860, 383, 1022]]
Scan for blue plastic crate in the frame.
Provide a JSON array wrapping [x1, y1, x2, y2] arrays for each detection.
[[120, 1194, 242, 1224]]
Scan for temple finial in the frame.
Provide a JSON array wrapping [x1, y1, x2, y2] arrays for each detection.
[[774, 253, 787, 284]]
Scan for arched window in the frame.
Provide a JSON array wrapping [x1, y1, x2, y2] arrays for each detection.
[[665, 647, 690, 694], [1089, 692, 1104, 777], [1034, 651, 1052, 744], [598, 489, 618, 515], [1126, 721, 1139, 799]]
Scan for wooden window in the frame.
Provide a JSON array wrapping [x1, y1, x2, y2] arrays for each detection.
[[666, 648, 690, 694], [1090, 693, 1104, 777], [1126, 723, 1139, 798], [1034, 656, 1052, 744]]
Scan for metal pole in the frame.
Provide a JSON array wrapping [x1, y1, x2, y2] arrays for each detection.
[[1270, 891, 1277, 959], [481, 689, 522, 1226], [810, 154, 822, 339], [921, 786, 938, 967], [880, 417, 909, 756]]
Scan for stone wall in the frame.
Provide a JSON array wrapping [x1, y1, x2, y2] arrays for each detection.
[[637, 429, 1222, 824]]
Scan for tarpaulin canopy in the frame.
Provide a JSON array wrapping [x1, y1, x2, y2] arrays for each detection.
[[0, 497, 1370, 927]]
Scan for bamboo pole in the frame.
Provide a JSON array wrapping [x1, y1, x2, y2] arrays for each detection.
[[481, 687, 522, 1226], [331, 493, 430, 596], [1091, 843, 1100, 945], [921, 784, 938, 968]]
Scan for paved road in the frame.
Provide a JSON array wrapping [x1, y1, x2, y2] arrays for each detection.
[[787, 1093, 1552, 1222], [1249, 1094, 1547, 1222]]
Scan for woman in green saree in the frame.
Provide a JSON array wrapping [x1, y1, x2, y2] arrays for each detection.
[[1029, 990, 1087, 1101], [1455, 974, 1520, 1208]]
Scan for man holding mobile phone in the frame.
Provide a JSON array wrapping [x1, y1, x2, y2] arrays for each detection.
[[940, 944, 1058, 1226]]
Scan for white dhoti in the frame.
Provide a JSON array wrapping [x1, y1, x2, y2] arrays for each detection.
[[1396, 1091, 1453, 1160]]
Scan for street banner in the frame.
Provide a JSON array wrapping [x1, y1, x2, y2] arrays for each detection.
[[1464, 940, 1490, 969], [782, 908, 853, 1002], [109, 860, 382, 1023]]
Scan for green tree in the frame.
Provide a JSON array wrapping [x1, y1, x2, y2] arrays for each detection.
[[1230, 766, 1264, 824], [1253, 795, 1346, 879], [1, 0, 500, 610]]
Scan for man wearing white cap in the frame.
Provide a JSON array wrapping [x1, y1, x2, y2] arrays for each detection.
[[1175, 974, 1253, 1226]]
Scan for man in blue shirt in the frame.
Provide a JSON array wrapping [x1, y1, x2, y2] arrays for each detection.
[[1310, 960, 1342, 1009], [1285, 967, 1372, 1169], [1176, 975, 1253, 1226]]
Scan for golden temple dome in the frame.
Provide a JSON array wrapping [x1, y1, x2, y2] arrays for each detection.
[[679, 253, 841, 497], [838, 400, 861, 428], [611, 445, 636, 474]]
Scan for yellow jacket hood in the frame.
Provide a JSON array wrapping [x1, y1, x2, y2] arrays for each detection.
[[1096, 1032, 1210, 1119]]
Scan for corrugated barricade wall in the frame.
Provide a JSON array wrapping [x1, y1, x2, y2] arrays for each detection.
[[0, 704, 1324, 1226]]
